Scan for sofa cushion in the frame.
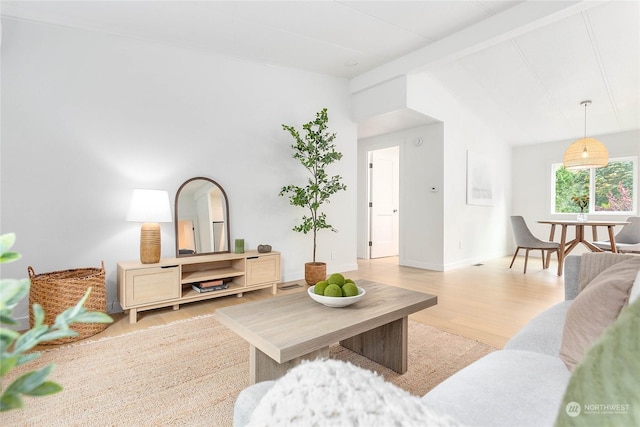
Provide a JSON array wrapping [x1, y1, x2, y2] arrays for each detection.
[[560, 257, 640, 371], [421, 350, 570, 427], [244, 358, 460, 427], [504, 300, 571, 356], [577, 252, 637, 293], [555, 296, 640, 426]]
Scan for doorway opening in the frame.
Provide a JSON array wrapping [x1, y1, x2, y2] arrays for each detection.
[[367, 146, 400, 259]]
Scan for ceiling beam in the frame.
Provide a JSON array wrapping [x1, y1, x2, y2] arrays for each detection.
[[349, 0, 605, 94]]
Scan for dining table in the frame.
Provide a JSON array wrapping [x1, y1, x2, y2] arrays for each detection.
[[537, 219, 630, 276]]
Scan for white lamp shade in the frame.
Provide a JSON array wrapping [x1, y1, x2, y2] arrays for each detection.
[[127, 189, 172, 223]]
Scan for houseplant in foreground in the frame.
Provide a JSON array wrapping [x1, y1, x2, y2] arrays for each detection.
[[0, 233, 113, 411], [279, 108, 347, 285]]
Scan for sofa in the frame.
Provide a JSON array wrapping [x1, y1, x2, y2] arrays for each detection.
[[233, 253, 640, 426]]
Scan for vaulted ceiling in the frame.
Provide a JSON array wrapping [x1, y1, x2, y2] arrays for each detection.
[[2, 1, 638, 145]]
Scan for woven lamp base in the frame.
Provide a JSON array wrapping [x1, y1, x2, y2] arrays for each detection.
[[140, 222, 161, 264]]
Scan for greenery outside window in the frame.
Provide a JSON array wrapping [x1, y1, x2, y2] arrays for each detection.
[[552, 157, 637, 214]]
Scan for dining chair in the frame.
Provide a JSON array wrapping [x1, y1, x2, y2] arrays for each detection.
[[593, 216, 640, 253], [509, 216, 560, 273]]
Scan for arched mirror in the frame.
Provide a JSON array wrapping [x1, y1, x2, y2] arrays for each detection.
[[175, 177, 230, 257]]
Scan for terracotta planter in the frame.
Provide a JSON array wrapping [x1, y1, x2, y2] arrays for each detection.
[[305, 262, 326, 286]]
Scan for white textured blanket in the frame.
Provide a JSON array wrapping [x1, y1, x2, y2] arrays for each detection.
[[247, 359, 460, 426]]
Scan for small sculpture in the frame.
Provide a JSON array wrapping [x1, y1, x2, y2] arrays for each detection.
[[257, 244, 272, 253]]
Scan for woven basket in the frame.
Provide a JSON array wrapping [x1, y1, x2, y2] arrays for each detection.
[[28, 262, 108, 345]]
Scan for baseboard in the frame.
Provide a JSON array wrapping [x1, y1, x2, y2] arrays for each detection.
[[400, 259, 444, 271], [443, 252, 511, 271]]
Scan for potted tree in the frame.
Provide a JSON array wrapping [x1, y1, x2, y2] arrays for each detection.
[[279, 108, 347, 285]]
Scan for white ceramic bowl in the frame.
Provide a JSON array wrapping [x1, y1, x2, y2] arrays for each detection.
[[308, 285, 366, 308]]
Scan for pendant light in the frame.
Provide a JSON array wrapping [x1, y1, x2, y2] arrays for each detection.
[[563, 100, 608, 170]]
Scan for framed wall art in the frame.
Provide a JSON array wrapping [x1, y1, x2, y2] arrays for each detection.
[[466, 150, 495, 206]]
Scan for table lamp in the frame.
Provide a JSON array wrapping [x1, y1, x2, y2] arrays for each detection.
[[127, 189, 172, 264]]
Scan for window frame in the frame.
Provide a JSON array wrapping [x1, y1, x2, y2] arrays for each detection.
[[550, 156, 638, 216]]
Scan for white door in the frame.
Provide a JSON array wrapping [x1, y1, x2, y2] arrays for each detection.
[[369, 146, 399, 258]]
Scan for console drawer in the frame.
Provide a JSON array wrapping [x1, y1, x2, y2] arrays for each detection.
[[124, 266, 180, 306]]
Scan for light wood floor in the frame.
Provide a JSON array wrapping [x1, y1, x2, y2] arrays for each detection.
[[89, 255, 565, 349]]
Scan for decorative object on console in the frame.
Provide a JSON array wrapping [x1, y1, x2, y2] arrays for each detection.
[[127, 189, 172, 264], [174, 177, 230, 257], [257, 244, 272, 253], [279, 108, 347, 285], [563, 100, 608, 170], [234, 239, 245, 254], [191, 282, 229, 293]]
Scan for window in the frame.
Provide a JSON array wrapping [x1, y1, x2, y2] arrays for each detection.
[[552, 157, 637, 214]]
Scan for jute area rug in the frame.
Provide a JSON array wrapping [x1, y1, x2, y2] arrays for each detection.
[[3, 314, 495, 427]]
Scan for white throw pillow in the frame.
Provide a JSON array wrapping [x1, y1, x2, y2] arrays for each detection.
[[247, 358, 460, 427]]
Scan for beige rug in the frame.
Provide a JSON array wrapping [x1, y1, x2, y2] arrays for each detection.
[[3, 314, 495, 426]]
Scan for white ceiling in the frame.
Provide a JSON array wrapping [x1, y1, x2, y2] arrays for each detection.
[[2, 1, 639, 145]]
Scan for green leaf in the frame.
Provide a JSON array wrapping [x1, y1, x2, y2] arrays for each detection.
[[38, 329, 78, 342], [0, 233, 17, 255], [32, 303, 45, 326], [0, 252, 21, 264], [5, 364, 55, 395], [0, 355, 19, 376], [13, 324, 49, 354], [23, 381, 62, 397], [0, 278, 30, 311], [15, 352, 41, 367], [72, 312, 113, 324], [0, 314, 18, 325], [0, 391, 23, 412], [52, 288, 93, 329]]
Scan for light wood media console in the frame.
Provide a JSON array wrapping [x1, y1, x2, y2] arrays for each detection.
[[117, 251, 280, 323]]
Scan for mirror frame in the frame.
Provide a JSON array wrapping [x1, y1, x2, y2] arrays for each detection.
[[174, 177, 231, 257]]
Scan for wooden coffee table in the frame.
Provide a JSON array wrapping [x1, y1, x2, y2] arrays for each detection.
[[215, 281, 437, 383]]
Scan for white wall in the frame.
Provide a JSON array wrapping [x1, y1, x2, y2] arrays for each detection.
[[512, 129, 640, 253], [358, 123, 445, 269], [1, 18, 358, 324], [407, 73, 513, 269], [354, 72, 513, 271]]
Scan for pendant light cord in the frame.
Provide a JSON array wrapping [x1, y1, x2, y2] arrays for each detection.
[[584, 102, 588, 139], [581, 100, 590, 154]]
